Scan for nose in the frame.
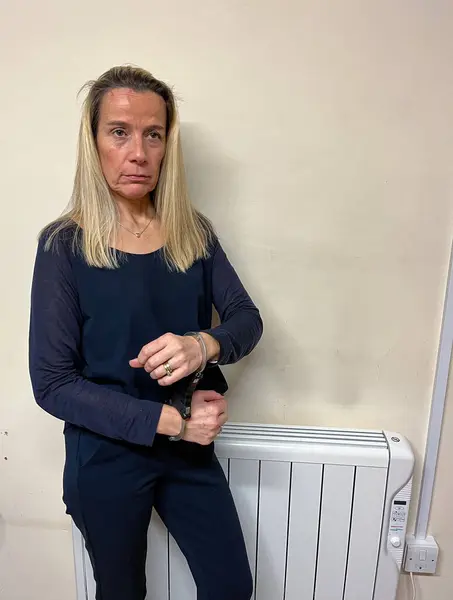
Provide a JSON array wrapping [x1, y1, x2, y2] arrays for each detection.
[[130, 134, 147, 164]]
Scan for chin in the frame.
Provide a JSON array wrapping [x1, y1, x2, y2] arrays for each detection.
[[116, 184, 155, 201]]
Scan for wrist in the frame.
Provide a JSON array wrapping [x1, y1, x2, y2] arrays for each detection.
[[185, 331, 219, 370], [199, 332, 220, 363], [157, 405, 183, 437]]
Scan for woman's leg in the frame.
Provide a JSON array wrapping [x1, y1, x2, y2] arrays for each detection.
[[63, 427, 161, 600], [154, 447, 253, 600]]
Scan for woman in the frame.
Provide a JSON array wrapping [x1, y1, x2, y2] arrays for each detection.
[[28, 66, 262, 600]]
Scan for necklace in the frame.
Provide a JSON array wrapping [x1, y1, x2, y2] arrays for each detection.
[[118, 216, 153, 239]]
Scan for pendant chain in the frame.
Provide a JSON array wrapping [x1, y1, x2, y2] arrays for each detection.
[[118, 217, 153, 239]]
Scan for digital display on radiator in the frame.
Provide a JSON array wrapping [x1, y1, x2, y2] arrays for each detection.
[[394, 501, 407, 505]]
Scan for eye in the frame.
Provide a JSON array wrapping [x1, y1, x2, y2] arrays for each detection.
[[112, 129, 126, 137], [148, 130, 162, 140]]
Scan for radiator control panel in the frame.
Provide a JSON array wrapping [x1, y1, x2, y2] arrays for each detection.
[[386, 481, 412, 567]]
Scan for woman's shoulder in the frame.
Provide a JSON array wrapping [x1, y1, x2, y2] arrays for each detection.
[[38, 219, 81, 257]]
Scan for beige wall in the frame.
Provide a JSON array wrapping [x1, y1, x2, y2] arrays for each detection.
[[1, 1, 453, 599]]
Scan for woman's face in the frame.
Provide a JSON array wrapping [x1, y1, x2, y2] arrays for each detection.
[[96, 88, 167, 201]]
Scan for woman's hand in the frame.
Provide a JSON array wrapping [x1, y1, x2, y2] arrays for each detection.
[[183, 390, 228, 445], [129, 332, 220, 386]]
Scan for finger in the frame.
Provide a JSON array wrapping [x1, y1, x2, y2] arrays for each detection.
[[157, 367, 187, 387], [133, 335, 171, 366], [219, 412, 228, 426], [150, 354, 185, 380], [145, 348, 178, 375], [191, 391, 224, 410], [207, 398, 227, 415], [198, 391, 224, 402], [129, 358, 143, 368]]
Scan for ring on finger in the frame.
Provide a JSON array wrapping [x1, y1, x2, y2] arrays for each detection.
[[163, 361, 173, 377]]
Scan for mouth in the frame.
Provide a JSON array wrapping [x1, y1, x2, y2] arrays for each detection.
[[124, 175, 151, 182]]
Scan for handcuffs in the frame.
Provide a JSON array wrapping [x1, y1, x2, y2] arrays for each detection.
[[168, 332, 208, 442]]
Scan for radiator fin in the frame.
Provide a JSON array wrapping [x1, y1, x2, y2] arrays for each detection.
[[314, 465, 355, 600], [284, 463, 323, 599], [168, 534, 196, 600], [229, 459, 260, 581], [255, 461, 291, 600], [218, 457, 229, 481], [146, 512, 169, 600], [343, 467, 387, 600]]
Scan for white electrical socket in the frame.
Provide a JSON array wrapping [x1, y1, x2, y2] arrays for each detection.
[[404, 534, 439, 574]]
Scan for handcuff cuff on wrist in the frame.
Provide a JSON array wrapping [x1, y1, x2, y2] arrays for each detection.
[[168, 332, 209, 442]]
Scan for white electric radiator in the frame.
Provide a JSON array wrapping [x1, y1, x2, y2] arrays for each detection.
[[72, 423, 414, 600]]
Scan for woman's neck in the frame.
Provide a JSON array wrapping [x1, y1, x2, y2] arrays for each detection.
[[115, 194, 155, 226], [113, 194, 163, 254]]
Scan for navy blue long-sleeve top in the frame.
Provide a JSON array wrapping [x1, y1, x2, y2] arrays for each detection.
[[29, 226, 263, 447]]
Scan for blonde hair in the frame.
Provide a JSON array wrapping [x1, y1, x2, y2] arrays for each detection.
[[44, 65, 213, 271]]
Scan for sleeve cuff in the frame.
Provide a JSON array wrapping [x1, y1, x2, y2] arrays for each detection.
[[204, 328, 233, 365]]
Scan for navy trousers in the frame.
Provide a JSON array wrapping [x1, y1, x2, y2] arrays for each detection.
[[63, 426, 253, 600]]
